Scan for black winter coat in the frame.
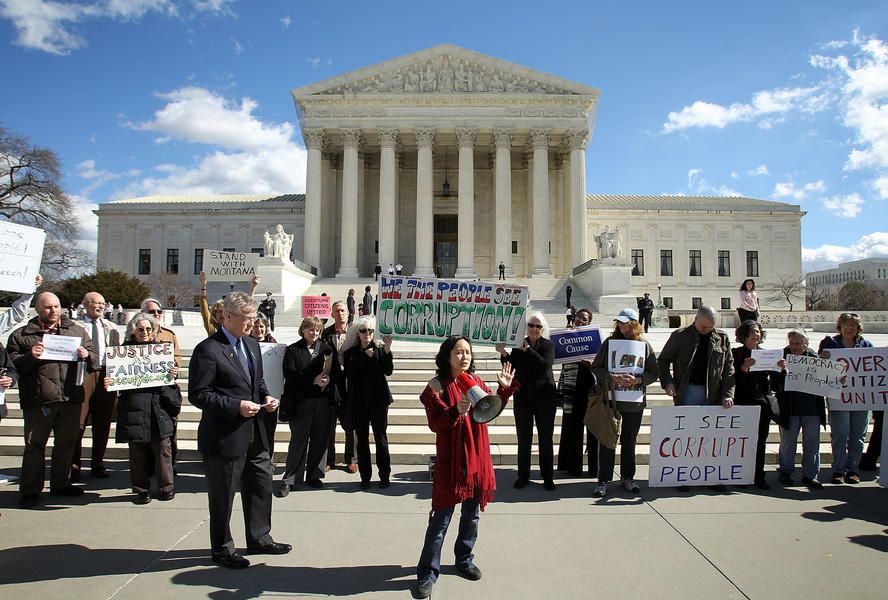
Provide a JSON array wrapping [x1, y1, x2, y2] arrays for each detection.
[[502, 337, 556, 403], [282, 338, 335, 402], [115, 383, 181, 443], [343, 343, 393, 421]]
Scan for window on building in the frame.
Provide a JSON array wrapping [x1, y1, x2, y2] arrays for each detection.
[[194, 249, 203, 274], [746, 250, 759, 277], [138, 249, 151, 275], [718, 250, 731, 277], [663, 297, 673, 309], [660, 250, 673, 276], [691, 297, 702, 309], [631, 249, 644, 276], [512, 240, 518, 254], [374, 240, 379, 254], [721, 297, 731, 310], [689, 250, 702, 277], [251, 247, 264, 257], [166, 249, 179, 274]]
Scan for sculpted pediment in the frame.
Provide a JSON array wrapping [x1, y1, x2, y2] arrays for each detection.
[[293, 44, 598, 98]]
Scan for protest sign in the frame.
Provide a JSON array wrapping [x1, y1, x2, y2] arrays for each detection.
[[376, 275, 528, 346], [105, 343, 176, 391], [203, 249, 259, 282], [301, 296, 332, 319], [881, 419, 887, 489], [749, 348, 784, 372], [608, 339, 647, 402], [784, 353, 846, 399], [259, 343, 287, 399], [40, 335, 81, 361], [550, 326, 602, 364], [648, 405, 760, 487], [0, 221, 45, 294], [826, 347, 888, 411]]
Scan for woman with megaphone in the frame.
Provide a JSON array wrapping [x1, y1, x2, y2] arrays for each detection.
[[411, 335, 515, 600]]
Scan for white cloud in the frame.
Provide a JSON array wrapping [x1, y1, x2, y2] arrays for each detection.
[[68, 193, 99, 243], [772, 179, 826, 200], [307, 57, 321, 69], [684, 167, 741, 197], [748, 164, 769, 176], [280, 15, 290, 29], [873, 175, 888, 199], [822, 192, 863, 218], [803, 231, 888, 270], [231, 38, 243, 55]]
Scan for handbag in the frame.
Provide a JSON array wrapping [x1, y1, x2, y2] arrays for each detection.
[[763, 393, 788, 428], [584, 382, 621, 450]]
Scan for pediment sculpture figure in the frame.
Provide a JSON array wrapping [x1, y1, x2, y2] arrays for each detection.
[[596, 225, 622, 260]]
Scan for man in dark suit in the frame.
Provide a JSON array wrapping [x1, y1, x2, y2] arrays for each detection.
[[188, 292, 291, 569], [323, 301, 357, 473]]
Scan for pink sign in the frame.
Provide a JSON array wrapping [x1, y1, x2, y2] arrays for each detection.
[[301, 295, 331, 318]]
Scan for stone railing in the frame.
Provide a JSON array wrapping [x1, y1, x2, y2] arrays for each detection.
[[665, 309, 888, 333]]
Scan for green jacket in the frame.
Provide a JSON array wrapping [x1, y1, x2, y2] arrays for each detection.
[[657, 324, 734, 406]]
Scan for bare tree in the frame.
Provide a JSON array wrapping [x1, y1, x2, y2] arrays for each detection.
[[837, 281, 886, 311], [765, 273, 806, 311], [144, 273, 197, 309], [805, 279, 832, 310]]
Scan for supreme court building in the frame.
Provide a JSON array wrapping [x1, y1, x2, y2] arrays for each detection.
[[96, 45, 805, 310]]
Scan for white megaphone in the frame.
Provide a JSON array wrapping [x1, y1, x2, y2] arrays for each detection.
[[456, 373, 505, 424]]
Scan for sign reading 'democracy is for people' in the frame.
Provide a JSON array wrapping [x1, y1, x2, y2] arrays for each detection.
[[648, 405, 761, 487], [0, 221, 46, 294], [203, 249, 259, 282], [550, 326, 602, 364], [105, 343, 176, 391], [826, 347, 888, 411], [608, 339, 647, 403], [376, 275, 529, 346], [784, 353, 847, 399], [301, 296, 332, 319], [259, 343, 287, 400]]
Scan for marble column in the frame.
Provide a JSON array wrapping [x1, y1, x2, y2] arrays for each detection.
[[455, 128, 477, 279], [493, 128, 513, 276], [338, 128, 361, 277], [566, 129, 589, 269], [530, 129, 551, 275], [414, 127, 436, 276], [303, 129, 326, 272], [377, 128, 399, 272]]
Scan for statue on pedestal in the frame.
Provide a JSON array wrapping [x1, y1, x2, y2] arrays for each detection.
[[596, 225, 622, 260], [263, 224, 294, 263]]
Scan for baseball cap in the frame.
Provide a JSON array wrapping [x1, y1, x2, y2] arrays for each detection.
[[614, 308, 639, 323]]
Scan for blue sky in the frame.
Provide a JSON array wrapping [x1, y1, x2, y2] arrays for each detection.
[[2, 0, 887, 272]]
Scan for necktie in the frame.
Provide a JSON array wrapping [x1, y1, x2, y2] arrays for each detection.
[[91, 320, 103, 366], [235, 339, 252, 379]]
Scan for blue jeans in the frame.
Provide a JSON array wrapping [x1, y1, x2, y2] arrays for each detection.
[[829, 410, 870, 474], [681, 384, 707, 406], [778, 416, 821, 479], [416, 497, 481, 583]]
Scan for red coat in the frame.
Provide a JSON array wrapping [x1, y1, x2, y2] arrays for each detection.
[[420, 373, 512, 511]]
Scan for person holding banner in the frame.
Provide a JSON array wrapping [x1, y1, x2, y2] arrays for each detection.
[[589, 308, 659, 497], [412, 335, 514, 599], [343, 316, 394, 489], [733, 320, 784, 490], [497, 312, 557, 491], [0, 274, 43, 337], [775, 329, 825, 489], [819, 312, 874, 485], [198, 271, 260, 337], [108, 313, 181, 504]]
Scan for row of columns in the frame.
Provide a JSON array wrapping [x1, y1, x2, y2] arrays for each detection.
[[303, 126, 590, 278]]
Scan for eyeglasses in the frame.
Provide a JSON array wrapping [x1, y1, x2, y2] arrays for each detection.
[[146, 309, 163, 315], [359, 328, 375, 334], [134, 326, 154, 333], [228, 312, 257, 323], [527, 323, 543, 329]]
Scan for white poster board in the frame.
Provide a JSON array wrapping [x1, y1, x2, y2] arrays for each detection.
[[0, 221, 45, 294], [105, 343, 176, 391], [784, 353, 846, 399], [749, 348, 784, 372], [259, 343, 287, 399], [826, 347, 888, 411], [608, 339, 646, 403], [881, 417, 887, 489], [648, 405, 761, 487], [203, 249, 259, 282], [40, 335, 81, 361]]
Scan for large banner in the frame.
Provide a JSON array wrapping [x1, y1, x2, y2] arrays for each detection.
[[203, 249, 259, 282], [784, 353, 846, 399], [301, 295, 332, 319], [550, 326, 602, 364], [105, 343, 176, 391], [259, 343, 287, 399], [608, 339, 647, 403], [0, 221, 45, 294], [376, 275, 529, 346], [826, 347, 888, 411], [648, 405, 761, 487]]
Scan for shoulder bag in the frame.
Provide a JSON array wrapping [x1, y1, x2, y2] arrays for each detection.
[[584, 382, 621, 450]]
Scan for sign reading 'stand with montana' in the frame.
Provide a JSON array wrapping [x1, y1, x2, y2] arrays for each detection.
[[203, 249, 259, 282], [377, 276, 528, 346]]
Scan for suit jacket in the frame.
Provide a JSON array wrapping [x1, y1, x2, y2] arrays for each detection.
[[86, 317, 121, 371], [321, 324, 348, 405], [188, 330, 272, 457]]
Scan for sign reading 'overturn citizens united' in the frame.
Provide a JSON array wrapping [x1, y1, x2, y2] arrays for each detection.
[[377, 275, 529, 346]]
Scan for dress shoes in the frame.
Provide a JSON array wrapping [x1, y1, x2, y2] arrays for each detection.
[[543, 479, 556, 491], [411, 580, 434, 599], [274, 484, 291, 498], [306, 479, 324, 489], [70, 469, 81, 483], [513, 477, 529, 489], [91, 467, 110, 479], [158, 490, 175, 501], [18, 493, 39, 509], [456, 563, 483, 581], [360, 480, 371, 491], [378, 479, 390, 489], [134, 492, 151, 505], [212, 551, 250, 569], [246, 542, 292, 556], [50, 485, 84, 497]]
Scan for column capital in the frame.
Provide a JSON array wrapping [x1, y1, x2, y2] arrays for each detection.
[[492, 127, 513, 149], [303, 128, 327, 150], [528, 128, 551, 150], [340, 128, 363, 149], [414, 127, 436, 149], [455, 128, 477, 148], [377, 127, 399, 148], [565, 128, 590, 151]]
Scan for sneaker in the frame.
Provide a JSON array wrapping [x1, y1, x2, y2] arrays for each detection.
[[411, 580, 434, 599], [845, 472, 861, 484], [802, 477, 823, 490], [456, 563, 483, 581], [593, 482, 607, 497], [831, 472, 844, 484], [622, 479, 640, 494], [778, 472, 793, 486]]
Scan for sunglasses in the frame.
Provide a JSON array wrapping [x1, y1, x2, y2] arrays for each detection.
[[146, 309, 163, 315], [135, 326, 154, 333], [527, 323, 543, 329], [359, 328, 375, 334], [840, 312, 860, 318]]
